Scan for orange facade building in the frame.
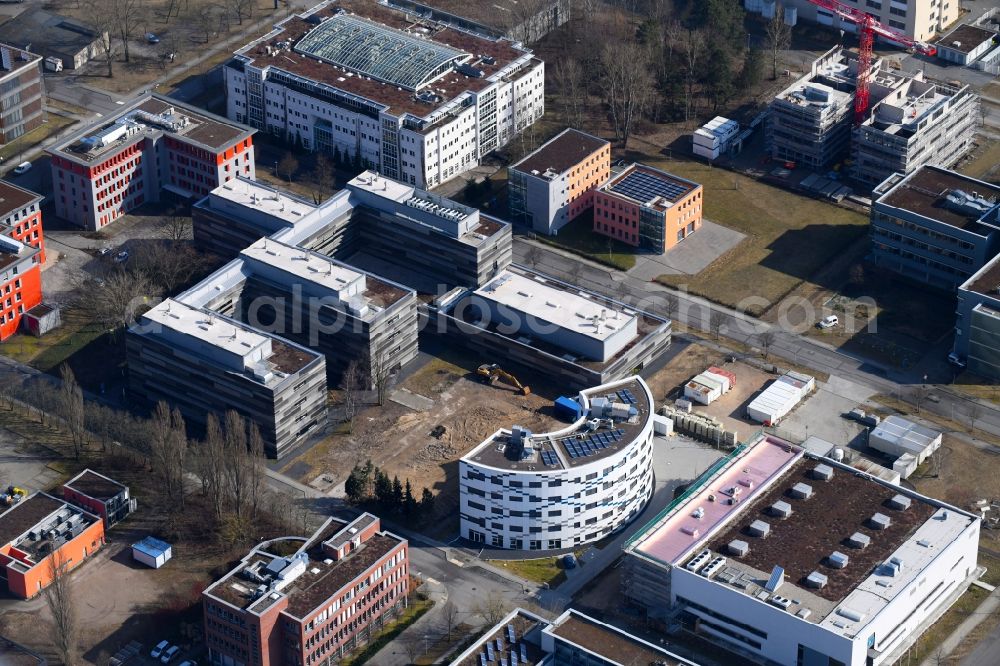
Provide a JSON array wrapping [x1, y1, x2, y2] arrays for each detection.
[[0, 493, 105, 599], [48, 94, 256, 231], [594, 163, 703, 254], [0, 182, 44, 341], [509, 128, 610, 235]]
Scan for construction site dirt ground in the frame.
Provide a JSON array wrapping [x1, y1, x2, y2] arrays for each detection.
[[277, 344, 573, 540], [643, 342, 775, 438]]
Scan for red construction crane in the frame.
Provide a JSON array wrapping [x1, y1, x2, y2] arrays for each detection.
[[805, 0, 937, 125]]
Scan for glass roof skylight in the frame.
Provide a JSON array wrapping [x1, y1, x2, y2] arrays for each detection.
[[295, 14, 469, 91]]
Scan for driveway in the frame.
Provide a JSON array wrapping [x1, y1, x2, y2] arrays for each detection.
[[627, 220, 746, 281]]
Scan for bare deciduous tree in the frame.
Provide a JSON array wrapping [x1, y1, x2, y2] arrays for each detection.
[[758, 330, 776, 360], [710, 311, 726, 340], [552, 57, 586, 128], [72, 270, 159, 337], [84, 9, 118, 77], [130, 240, 210, 294], [368, 351, 393, 407], [599, 42, 654, 148], [765, 4, 792, 80], [224, 410, 250, 520], [198, 412, 227, 518], [59, 365, 86, 459], [159, 213, 192, 241], [475, 593, 508, 626], [682, 29, 707, 121], [246, 421, 266, 520], [150, 401, 187, 509], [442, 600, 460, 641], [341, 359, 364, 432], [44, 552, 77, 666], [307, 154, 336, 204], [278, 152, 299, 183]]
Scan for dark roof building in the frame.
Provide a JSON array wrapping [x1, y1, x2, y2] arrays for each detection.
[[0, 9, 107, 70]]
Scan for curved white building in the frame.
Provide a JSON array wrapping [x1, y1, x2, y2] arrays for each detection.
[[459, 376, 655, 551]]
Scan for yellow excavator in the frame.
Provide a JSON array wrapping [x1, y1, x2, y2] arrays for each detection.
[[2, 486, 25, 506], [476, 363, 531, 396]]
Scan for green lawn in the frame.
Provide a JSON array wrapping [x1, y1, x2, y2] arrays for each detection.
[[532, 212, 637, 271], [488, 555, 569, 588], [0, 319, 106, 372], [648, 158, 868, 315]]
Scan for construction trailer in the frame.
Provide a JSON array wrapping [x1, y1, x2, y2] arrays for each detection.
[[132, 536, 172, 568], [746, 371, 815, 424], [692, 117, 740, 160], [683, 367, 735, 406], [868, 415, 942, 479]]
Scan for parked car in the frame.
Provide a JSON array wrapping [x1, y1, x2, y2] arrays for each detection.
[[97, 246, 112, 257], [146, 32, 160, 43], [114, 250, 129, 263], [947, 352, 966, 369], [151, 641, 170, 659], [12, 162, 31, 175], [817, 315, 839, 329], [161, 645, 181, 664]]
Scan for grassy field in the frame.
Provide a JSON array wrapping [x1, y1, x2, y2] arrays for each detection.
[[532, 212, 637, 271], [0, 115, 78, 164], [959, 137, 1000, 184], [904, 585, 989, 664], [647, 158, 869, 315], [0, 318, 106, 372], [488, 555, 569, 588]]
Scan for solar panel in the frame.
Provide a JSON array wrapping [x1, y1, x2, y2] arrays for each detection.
[[520, 644, 527, 661], [608, 169, 691, 204]]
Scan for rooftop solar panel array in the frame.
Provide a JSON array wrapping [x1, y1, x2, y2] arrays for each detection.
[[295, 14, 469, 91], [608, 169, 692, 204], [561, 429, 625, 459], [540, 450, 559, 466], [617, 389, 637, 405]]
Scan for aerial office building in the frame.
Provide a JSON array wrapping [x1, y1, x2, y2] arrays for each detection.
[[953, 252, 1000, 380], [460, 376, 655, 551], [387, 0, 570, 43], [432, 265, 671, 388], [0, 492, 105, 599], [623, 434, 981, 666], [594, 163, 703, 253], [193, 171, 512, 292], [0, 181, 45, 263], [507, 128, 610, 235], [0, 230, 41, 342], [48, 94, 256, 231], [224, 0, 544, 189], [0, 43, 44, 144], [126, 298, 328, 458], [62, 469, 136, 528], [870, 166, 1000, 289], [748, 0, 958, 42], [203, 513, 408, 666]]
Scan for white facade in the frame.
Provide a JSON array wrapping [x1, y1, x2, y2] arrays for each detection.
[[460, 377, 655, 551], [746, 371, 814, 424], [693, 116, 739, 161], [225, 3, 545, 189]]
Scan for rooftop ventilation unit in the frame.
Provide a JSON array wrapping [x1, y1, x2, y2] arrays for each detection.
[[770, 501, 793, 519], [811, 464, 834, 481], [768, 595, 792, 610], [700, 556, 727, 578], [870, 513, 892, 530], [728, 540, 749, 557], [749, 520, 771, 537], [888, 494, 912, 511], [685, 549, 711, 572], [806, 571, 828, 589], [828, 551, 849, 569], [789, 483, 813, 499], [848, 532, 871, 549]]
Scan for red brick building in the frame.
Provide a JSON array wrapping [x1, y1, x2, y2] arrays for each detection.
[[62, 469, 135, 528], [0, 43, 44, 144], [0, 492, 105, 599], [48, 94, 256, 231], [203, 513, 408, 666]]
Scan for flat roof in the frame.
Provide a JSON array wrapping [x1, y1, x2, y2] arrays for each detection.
[[242, 238, 367, 298], [451, 608, 549, 666], [232, 0, 530, 119], [631, 437, 802, 566], [133, 536, 171, 558], [936, 23, 997, 54], [548, 610, 697, 665], [64, 469, 126, 501], [0, 42, 41, 79], [870, 415, 941, 454], [0, 180, 42, 219], [205, 518, 405, 619], [511, 128, 609, 179], [877, 166, 1000, 232], [474, 270, 637, 343], [464, 376, 653, 472], [50, 94, 254, 164], [602, 164, 700, 209], [211, 178, 316, 222], [400, 0, 549, 33], [143, 299, 271, 361], [962, 251, 1000, 297], [0, 493, 64, 548], [0, 9, 98, 60]]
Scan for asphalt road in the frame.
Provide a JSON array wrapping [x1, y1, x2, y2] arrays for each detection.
[[962, 624, 1000, 666], [512, 238, 1000, 439]]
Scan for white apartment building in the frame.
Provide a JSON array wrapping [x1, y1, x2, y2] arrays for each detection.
[[460, 376, 655, 551], [624, 434, 982, 666], [225, 0, 545, 189], [747, 0, 959, 42]]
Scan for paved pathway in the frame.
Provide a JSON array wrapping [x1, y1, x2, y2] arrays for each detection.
[[916, 585, 1000, 666]]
